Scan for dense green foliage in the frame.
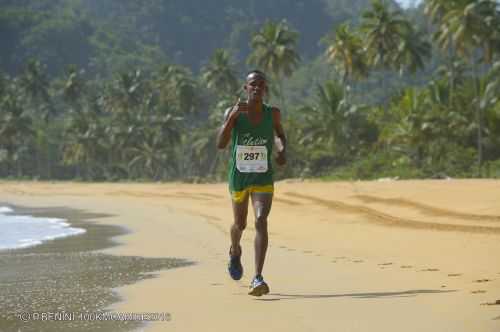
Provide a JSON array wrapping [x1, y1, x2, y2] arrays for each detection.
[[1, 0, 500, 181]]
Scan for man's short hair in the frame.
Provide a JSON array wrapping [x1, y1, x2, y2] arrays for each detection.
[[246, 70, 267, 82]]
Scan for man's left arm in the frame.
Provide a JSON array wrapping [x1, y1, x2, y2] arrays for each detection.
[[272, 107, 286, 166]]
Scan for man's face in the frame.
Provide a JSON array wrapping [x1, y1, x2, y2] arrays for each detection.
[[245, 74, 267, 101]]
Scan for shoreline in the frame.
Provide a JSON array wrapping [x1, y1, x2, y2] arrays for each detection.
[[0, 203, 125, 254], [0, 204, 191, 332]]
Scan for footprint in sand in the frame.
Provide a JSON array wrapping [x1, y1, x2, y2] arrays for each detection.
[[302, 250, 313, 254], [481, 300, 500, 306], [400, 265, 413, 269], [448, 273, 462, 277], [472, 290, 487, 294], [420, 268, 440, 272], [353, 260, 364, 263], [210, 283, 223, 286], [331, 260, 337, 263], [474, 279, 491, 283], [378, 262, 393, 266]]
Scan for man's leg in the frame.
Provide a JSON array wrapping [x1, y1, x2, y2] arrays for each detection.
[[227, 192, 249, 280], [230, 192, 249, 256], [250, 192, 273, 277]]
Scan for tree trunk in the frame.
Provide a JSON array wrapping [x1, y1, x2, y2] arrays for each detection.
[[278, 79, 286, 112], [448, 38, 455, 108], [343, 72, 349, 103], [473, 60, 483, 176]]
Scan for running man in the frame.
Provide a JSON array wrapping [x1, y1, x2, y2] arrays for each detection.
[[216, 70, 286, 296]]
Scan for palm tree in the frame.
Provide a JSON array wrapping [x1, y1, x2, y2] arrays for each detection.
[[424, 0, 454, 26], [99, 69, 151, 179], [127, 137, 172, 180], [19, 59, 55, 178], [188, 99, 233, 179], [482, 60, 500, 109], [126, 106, 183, 180], [323, 23, 369, 100], [361, 0, 411, 71], [108, 69, 147, 113], [433, 0, 500, 63], [63, 65, 86, 112], [19, 59, 53, 121], [63, 111, 100, 179], [394, 26, 432, 76], [62, 97, 107, 180], [0, 90, 34, 176], [300, 80, 373, 162], [201, 49, 239, 97], [361, 0, 413, 111], [156, 64, 198, 114], [247, 20, 300, 109], [430, 0, 500, 170], [383, 87, 435, 167], [424, 0, 462, 106]]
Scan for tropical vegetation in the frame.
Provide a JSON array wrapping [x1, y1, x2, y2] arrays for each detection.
[[1, 0, 500, 181]]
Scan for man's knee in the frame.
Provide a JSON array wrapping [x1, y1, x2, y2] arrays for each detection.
[[233, 219, 247, 232], [254, 216, 267, 232]]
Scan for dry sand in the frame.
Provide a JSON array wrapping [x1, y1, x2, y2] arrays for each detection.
[[1, 179, 499, 331]]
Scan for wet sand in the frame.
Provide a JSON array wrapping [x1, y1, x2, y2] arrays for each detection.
[[1, 180, 499, 331], [0, 205, 190, 332]]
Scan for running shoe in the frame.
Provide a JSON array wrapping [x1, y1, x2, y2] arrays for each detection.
[[248, 275, 270, 296], [228, 245, 243, 280]]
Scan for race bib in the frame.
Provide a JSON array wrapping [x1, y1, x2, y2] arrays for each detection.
[[236, 145, 268, 173]]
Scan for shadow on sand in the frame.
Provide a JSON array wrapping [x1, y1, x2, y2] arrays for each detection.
[[255, 289, 456, 301]]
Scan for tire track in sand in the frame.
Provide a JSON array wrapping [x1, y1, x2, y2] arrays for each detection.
[[106, 190, 213, 201], [353, 195, 500, 222], [285, 192, 500, 235]]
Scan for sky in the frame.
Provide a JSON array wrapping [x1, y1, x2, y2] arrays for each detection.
[[395, 0, 422, 8]]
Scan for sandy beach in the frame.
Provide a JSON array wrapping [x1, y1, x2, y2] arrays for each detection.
[[1, 179, 499, 331]]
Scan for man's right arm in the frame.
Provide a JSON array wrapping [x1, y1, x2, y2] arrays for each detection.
[[216, 107, 237, 149]]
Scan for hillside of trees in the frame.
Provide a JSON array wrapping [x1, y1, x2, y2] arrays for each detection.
[[1, 0, 500, 181]]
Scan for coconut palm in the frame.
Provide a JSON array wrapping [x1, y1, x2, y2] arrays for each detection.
[[424, 0, 454, 23], [361, 0, 411, 70], [127, 108, 183, 179], [201, 49, 239, 97], [156, 64, 199, 114], [394, 26, 432, 75], [0, 89, 34, 176], [108, 69, 147, 113], [19, 59, 53, 121], [300, 80, 374, 162], [63, 110, 102, 179], [482, 60, 500, 109], [247, 20, 300, 108], [424, 0, 459, 106], [430, 0, 500, 170], [323, 23, 369, 99], [62, 65, 86, 112], [433, 0, 500, 63], [19, 59, 56, 178]]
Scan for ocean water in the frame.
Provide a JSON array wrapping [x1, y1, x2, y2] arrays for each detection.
[[0, 206, 85, 250]]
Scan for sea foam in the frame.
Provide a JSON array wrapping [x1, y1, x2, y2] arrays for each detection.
[[0, 206, 85, 250]]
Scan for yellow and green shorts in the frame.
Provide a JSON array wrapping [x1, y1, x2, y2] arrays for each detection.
[[230, 184, 274, 203]]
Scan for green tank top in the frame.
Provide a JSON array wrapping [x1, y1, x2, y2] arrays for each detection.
[[228, 103, 274, 192]]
